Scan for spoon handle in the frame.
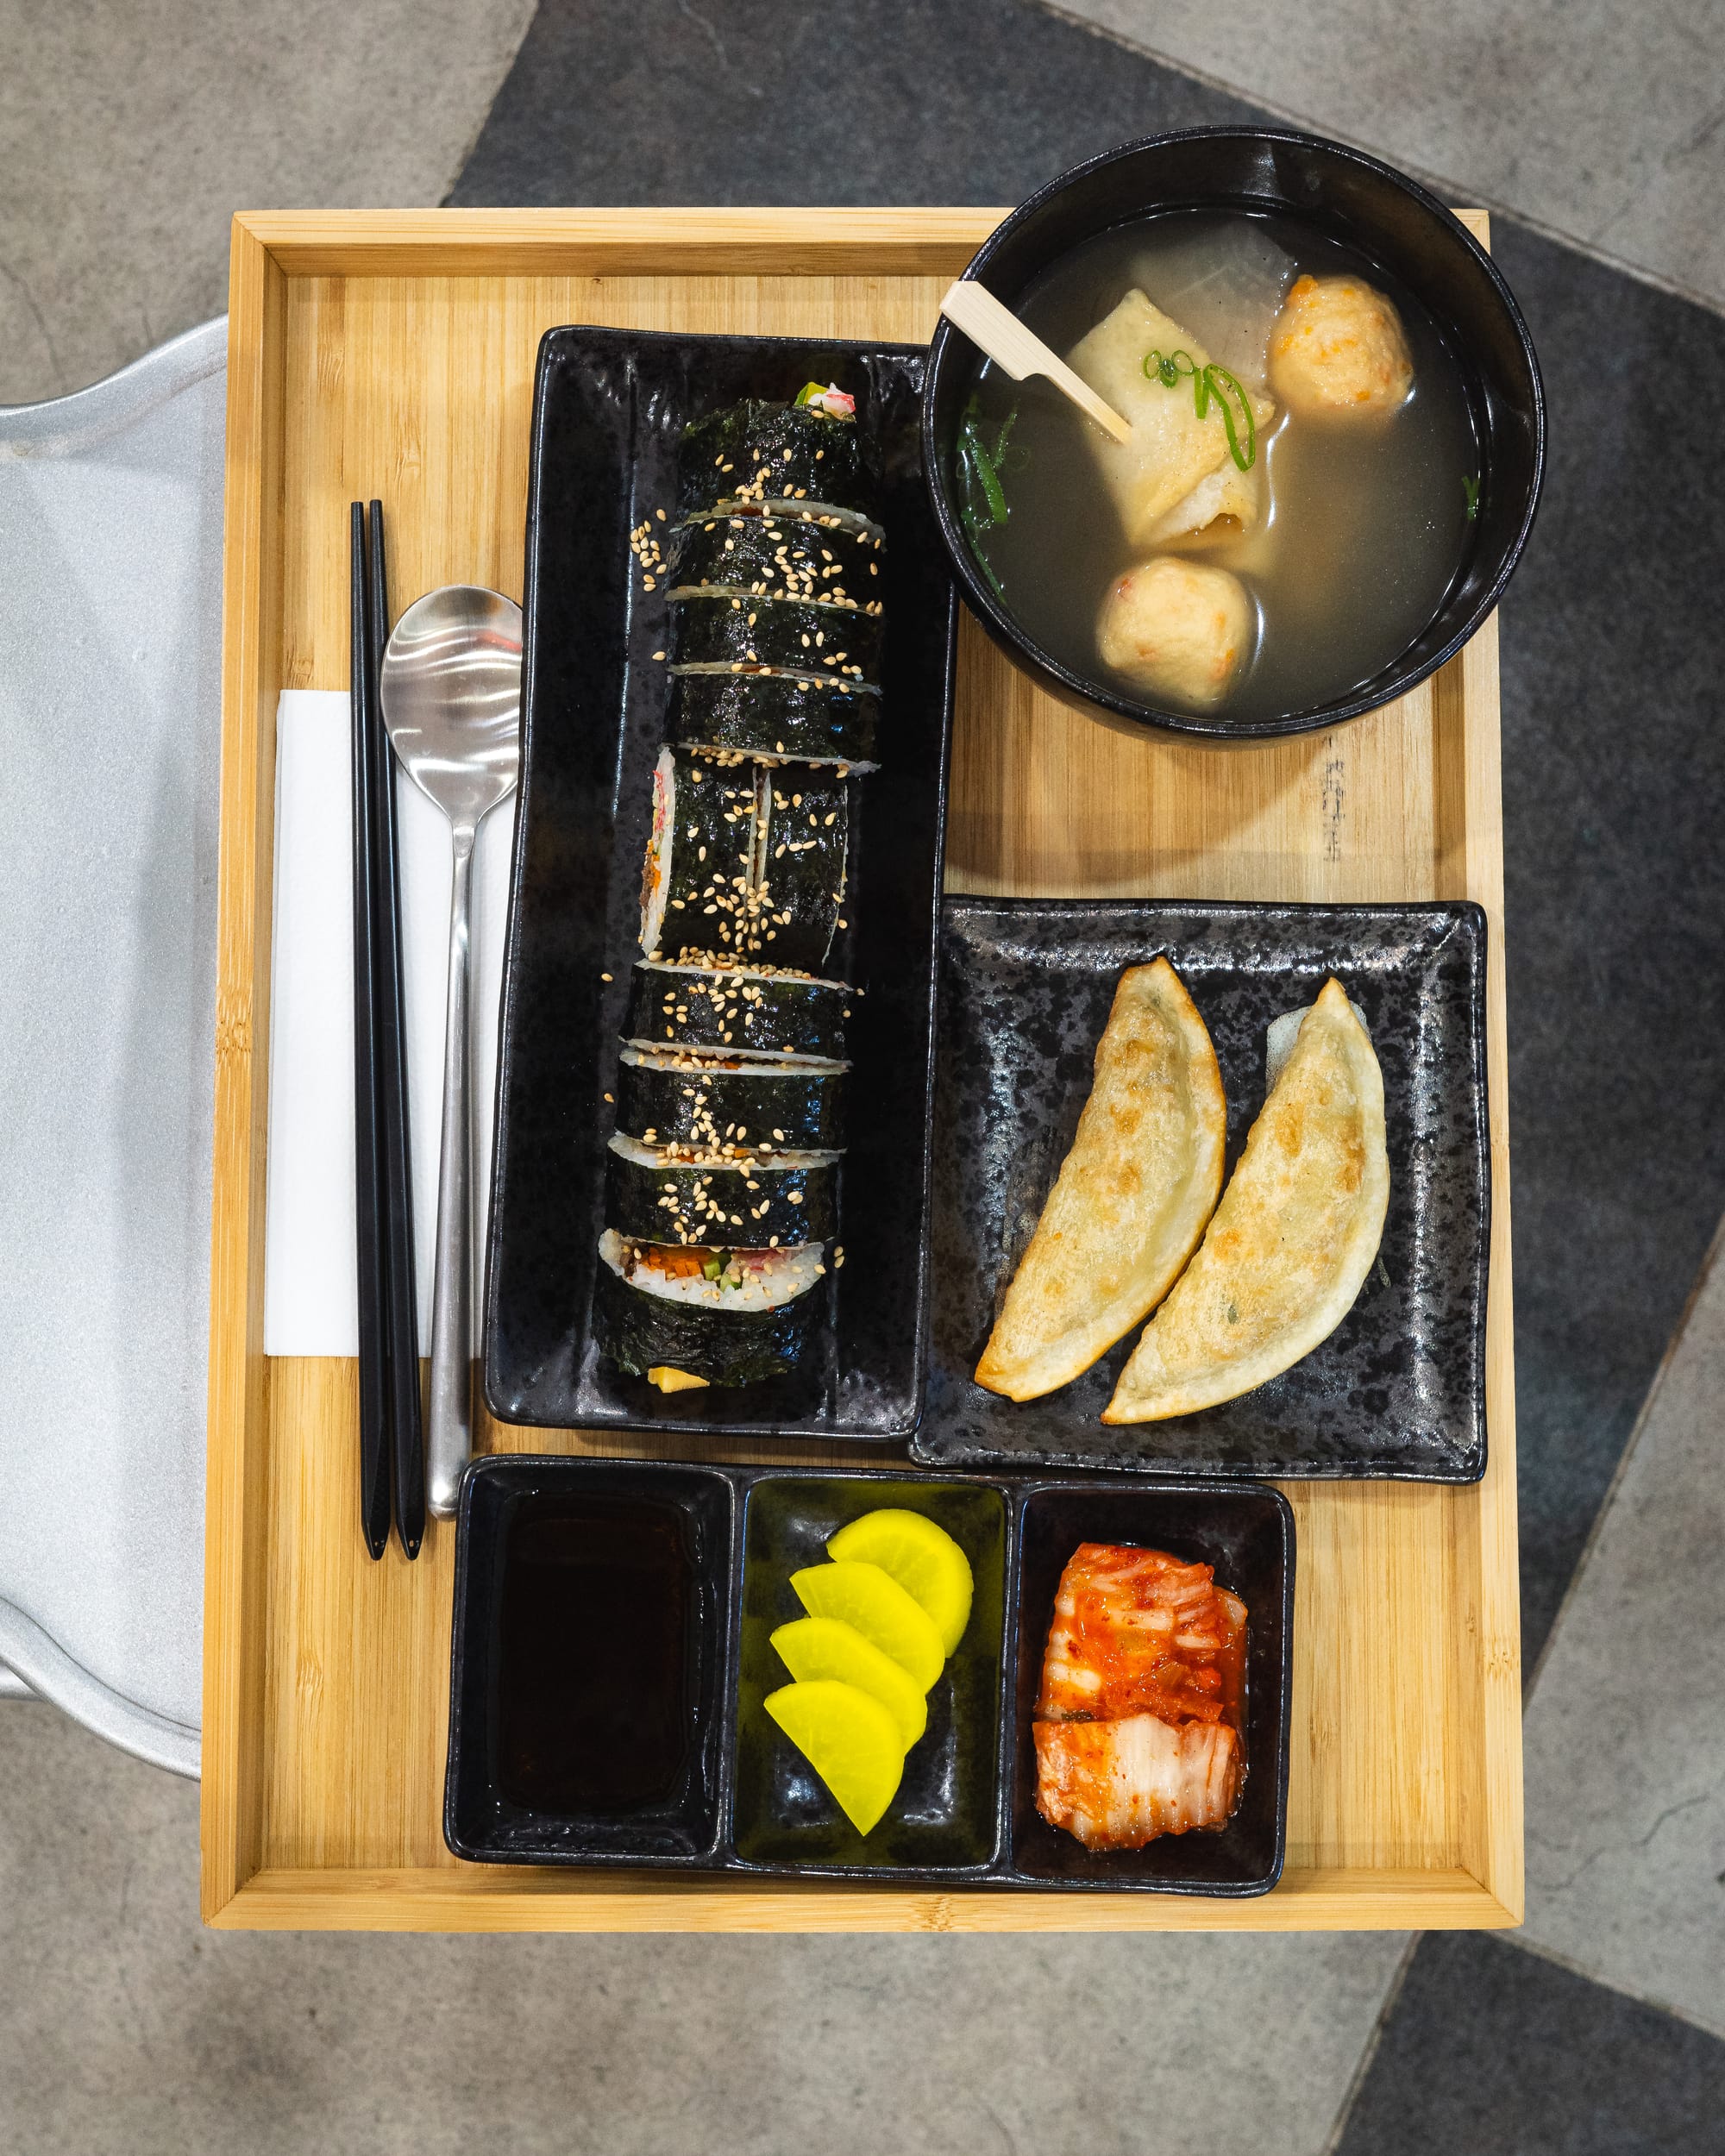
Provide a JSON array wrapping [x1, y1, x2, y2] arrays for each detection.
[[428, 826, 476, 1519]]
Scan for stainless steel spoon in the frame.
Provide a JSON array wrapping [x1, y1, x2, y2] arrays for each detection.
[[380, 585, 523, 1520]]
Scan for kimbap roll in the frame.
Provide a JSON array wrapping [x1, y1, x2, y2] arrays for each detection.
[[596, 1230, 826, 1386], [668, 592, 885, 688], [617, 1044, 848, 1154], [680, 389, 875, 523], [667, 667, 879, 771], [638, 748, 847, 972], [604, 1132, 839, 1244], [666, 508, 883, 605], [626, 957, 852, 1063]]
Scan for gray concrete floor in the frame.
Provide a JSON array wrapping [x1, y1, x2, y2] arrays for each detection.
[[0, 0, 534, 403]]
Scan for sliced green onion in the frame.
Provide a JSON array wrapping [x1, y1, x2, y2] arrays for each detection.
[[956, 391, 1020, 599], [1463, 474, 1480, 520], [1142, 348, 1257, 471]]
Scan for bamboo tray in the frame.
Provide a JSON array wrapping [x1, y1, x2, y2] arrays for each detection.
[[204, 208, 1521, 1932]]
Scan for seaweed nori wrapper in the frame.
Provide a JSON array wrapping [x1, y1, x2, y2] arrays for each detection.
[[668, 593, 884, 686], [756, 766, 848, 975], [679, 401, 875, 520], [641, 748, 762, 965], [668, 670, 879, 768], [618, 1050, 848, 1153], [667, 509, 884, 603], [626, 960, 851, 1062], [594, 1254, 825, 1385], [604, 1140, 838, 1245]]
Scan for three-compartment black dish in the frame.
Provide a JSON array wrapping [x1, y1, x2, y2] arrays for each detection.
[[916, 897, 1490, 1480], [446, 1456, 1294, 1896], [483, 330, 957, 1443]]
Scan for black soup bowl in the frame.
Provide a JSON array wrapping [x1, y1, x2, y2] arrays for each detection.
[[922, 128, 1545, 742]]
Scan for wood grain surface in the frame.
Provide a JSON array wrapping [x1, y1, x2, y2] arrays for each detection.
[[204, 210, 1521, 1932]]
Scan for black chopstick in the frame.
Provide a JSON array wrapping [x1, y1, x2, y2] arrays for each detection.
[[367, 501, 425, 1558], [350, 505, 391, 1561]]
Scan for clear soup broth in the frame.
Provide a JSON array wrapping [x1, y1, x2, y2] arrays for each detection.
[[962, 210, 1479, 724]]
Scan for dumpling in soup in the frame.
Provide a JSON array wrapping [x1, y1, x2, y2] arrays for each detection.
[[1098, 557, 1252, 710], [1068, 291, 1276, 548], [1270, 274, 1413, 419]]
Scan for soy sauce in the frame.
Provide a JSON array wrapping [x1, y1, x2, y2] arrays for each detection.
[[496, 1498, 693, 1813]]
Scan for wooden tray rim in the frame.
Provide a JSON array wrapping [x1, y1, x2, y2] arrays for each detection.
[[204, 207, 1521, 1934]]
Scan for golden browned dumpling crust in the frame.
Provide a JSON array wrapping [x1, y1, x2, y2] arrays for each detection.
[[1103, 976, 1389, 1423], [1269, 273, 1414, 419], [975, 958, 1226, 1401], [1097, 556, 1252, 710]]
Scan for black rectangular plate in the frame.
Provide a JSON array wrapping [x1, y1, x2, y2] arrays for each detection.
[[446, 1456, 1293, 1895], [483, 329, 957, 1438], [913, 899, 1489, 1481]]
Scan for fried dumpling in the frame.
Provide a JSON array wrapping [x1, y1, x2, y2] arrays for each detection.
[[1067, 289, 1276, 548], [1103, 976, 1388, 1422], [975, 958, 1226, 1402]]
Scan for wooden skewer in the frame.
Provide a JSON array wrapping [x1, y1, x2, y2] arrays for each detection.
[[939, 281, 1132, 443]]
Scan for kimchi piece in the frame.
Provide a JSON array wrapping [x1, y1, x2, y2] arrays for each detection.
[[1033, 1542, 1247, 1849]]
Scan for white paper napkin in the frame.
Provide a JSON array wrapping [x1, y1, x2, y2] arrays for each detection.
[[263, 689, 516, 1356]]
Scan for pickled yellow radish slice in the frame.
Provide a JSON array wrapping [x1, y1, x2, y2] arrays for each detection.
[[770, 1615, 928, 1751], [764, 1679, 905, 1836], [789, 1561, 944, 1690], [826, 1508, 974, 1654]]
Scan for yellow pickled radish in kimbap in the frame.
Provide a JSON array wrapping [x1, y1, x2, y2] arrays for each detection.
[[763, 1680, 905, 1835], [825, 1508, 974, 1655], [769, 1615, 928, 1751], [789, 1561, 944, 1690]]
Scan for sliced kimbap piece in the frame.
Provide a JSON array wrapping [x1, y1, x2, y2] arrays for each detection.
[[668, 668, 879, 770], [605, 1133, 839, 1246], [596, 1230, 826, 1388], [617, 1045, 848, 1154], [625, 958, 852, 1063], [756, 764, 848, 975], [679, 392, 876, 523], [668, 592, 884, 687], [638, 745, 767, 963], [666, 508, 884, 606]]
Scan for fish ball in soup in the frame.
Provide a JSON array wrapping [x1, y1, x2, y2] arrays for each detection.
[[1097, 558, 1252, 710], [1270, 273, 1413, 419]]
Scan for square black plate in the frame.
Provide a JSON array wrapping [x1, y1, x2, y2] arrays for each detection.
[[913, 899, 1490, 1481], [731, 1473, 1007, 1877], [483, 329, 957, 1438], [1008, 1482, 1293, 1893]]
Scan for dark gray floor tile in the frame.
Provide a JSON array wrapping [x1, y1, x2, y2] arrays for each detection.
[[454, 0, 1725, 1663], [448, 0, 1259, 204], [1336, 1934, 1725, 2155], [1489, 224, 1725, 1657]]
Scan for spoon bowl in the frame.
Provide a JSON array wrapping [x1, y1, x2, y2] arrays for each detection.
[[380, 586, 523, 828]]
